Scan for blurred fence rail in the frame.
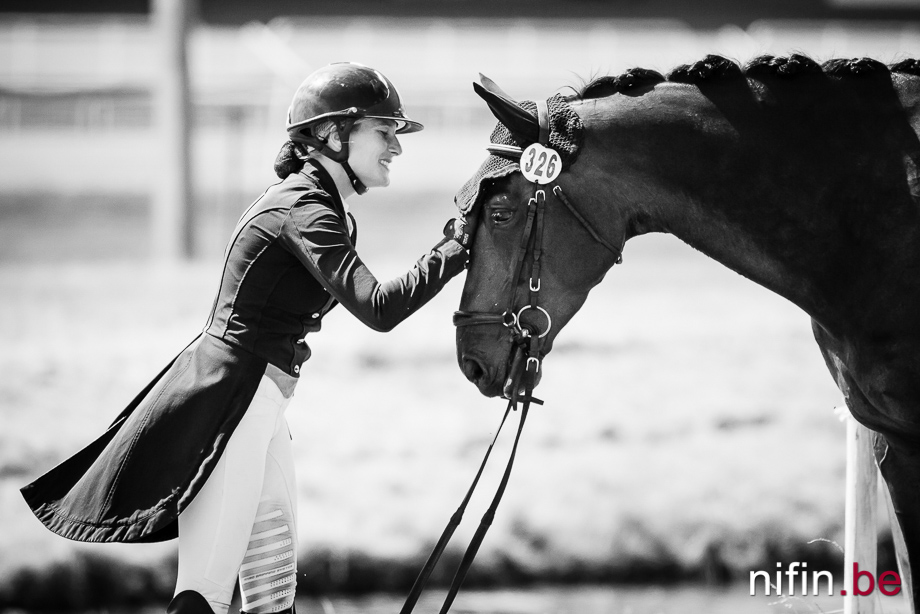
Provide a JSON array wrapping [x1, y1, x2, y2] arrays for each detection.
[[0, 15, 918, 256]]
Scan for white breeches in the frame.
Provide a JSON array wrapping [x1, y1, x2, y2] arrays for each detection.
[[175, 375, 298, 614]]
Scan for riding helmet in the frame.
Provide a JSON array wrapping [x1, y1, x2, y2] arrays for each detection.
[[286, 62, 423, 141]]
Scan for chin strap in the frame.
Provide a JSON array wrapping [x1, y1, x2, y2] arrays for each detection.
[[329, 147, 368, 195], [343, 163, 368, 195]]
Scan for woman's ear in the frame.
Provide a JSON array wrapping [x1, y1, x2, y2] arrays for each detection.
[[325, 127, 344, 153]]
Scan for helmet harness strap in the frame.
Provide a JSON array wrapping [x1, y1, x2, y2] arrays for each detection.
[[298, 118, 369, 196]]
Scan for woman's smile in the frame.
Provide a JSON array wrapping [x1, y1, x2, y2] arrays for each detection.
[[347, 118, 401, 189]]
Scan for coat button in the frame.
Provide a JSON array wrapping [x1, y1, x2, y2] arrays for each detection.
[[311, 313, 320, 319], [293, 365, 300, 374]]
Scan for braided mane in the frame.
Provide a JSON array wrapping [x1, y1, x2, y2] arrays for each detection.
[[575, 54, 920, 100]]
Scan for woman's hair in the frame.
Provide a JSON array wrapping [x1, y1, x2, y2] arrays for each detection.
[[273, 120, 339, 179], [273, 141, 305, 179]]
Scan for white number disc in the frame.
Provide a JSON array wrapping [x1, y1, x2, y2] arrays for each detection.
[[520, 143, 562, 184]]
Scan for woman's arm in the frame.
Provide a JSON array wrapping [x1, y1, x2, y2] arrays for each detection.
[[280, 200, 467, 332]]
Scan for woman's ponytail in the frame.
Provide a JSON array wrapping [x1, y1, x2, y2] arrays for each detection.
[[274, 140, 306, 179]]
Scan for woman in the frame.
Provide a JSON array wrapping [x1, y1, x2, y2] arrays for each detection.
[[20, 62, 474, 614]]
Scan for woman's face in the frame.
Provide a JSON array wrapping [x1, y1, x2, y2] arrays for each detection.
[[346, 118, 402, 189]]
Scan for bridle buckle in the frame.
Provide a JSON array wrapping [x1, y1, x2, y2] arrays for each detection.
[[526, 356, 541, 374]]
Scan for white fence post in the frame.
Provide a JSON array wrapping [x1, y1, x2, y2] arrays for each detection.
[[152, 0, 195, 260], [844, 417, 878, 614]]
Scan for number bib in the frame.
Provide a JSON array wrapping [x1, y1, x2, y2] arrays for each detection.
[[520, 143, 562, 184]]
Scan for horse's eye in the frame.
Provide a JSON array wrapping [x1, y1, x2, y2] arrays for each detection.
[[490, 210, 514, 225]]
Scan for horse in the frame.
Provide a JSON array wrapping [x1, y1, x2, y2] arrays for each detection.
[[452, 54, 920, 610]]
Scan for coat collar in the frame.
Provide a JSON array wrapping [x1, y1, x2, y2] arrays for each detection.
[[300, 159, 348, 221]]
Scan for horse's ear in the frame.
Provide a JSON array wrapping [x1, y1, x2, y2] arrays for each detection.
[[478, 73, 514, 100], [473, 79, 540, 145]]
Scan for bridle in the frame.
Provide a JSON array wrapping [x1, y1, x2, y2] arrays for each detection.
[[399, 116, 622, 614], [452, 179, 623, 404]]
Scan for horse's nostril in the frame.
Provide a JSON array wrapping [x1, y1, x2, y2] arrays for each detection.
[[462, 357, 485, 383]]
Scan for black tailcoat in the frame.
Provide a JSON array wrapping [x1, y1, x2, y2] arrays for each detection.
[[21, 161, 467, 542]]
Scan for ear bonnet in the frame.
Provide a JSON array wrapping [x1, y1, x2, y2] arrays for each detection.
[[455, 85, 585, 215]]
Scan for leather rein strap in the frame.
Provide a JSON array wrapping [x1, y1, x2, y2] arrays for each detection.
[[400, 111, 623, 613], [398, 393, 533, 614], [401, 183, 618, 613], [399, 187, 548, 614]]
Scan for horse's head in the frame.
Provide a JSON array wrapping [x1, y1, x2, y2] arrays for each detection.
[[454, 77, 625, 398]]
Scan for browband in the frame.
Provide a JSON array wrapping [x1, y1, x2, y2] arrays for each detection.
[[486, 143, 523, 159]]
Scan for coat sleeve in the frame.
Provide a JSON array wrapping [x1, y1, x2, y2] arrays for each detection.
[[279, 198, 468, 332]]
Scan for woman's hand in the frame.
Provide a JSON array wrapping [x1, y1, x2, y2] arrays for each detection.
[[443, 216, 476, 249]]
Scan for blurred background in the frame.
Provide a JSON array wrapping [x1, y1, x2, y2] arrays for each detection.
[[1, 1, 919, 612]]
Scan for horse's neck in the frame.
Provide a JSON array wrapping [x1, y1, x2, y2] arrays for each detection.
[[580, 82, 920, 334]]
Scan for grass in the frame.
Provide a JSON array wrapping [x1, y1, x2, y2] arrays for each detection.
[[0, 191, 894, 609]]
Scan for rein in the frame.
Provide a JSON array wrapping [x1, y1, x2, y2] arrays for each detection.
[[397, 184, 551, 614], [398, 389, 533, 614], [400, 120, 622, 612], [399, 182, 621, 614]]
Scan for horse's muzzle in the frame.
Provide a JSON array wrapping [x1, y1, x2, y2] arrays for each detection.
[[459, 348, 543, 398], [460, 353, 504, 397], [460, 355, 486, 386]]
